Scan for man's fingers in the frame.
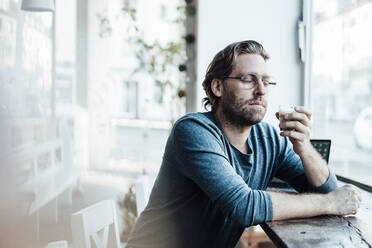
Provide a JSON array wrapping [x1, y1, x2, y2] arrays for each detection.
[[275, 112, 280, 120], [353, 187, 362, 202], [347, 184, 363, 211], [294, 106, 312, 120], [332, 184, 363, 216], [357, 193, 363, 202], [280, 130, 305, 141], [348, 184, 362, 194], [279, 121, 310, 136], [282, 112, 312, 129]]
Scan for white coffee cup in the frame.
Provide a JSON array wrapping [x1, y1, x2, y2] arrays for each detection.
[[278, 105, 295, 131], [278, 105, 295, 119]]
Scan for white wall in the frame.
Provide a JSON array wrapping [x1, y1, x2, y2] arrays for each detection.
[[197, 0, 303, 125]]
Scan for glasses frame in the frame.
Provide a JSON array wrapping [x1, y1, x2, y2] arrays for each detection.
[[223, 74, 277, 88]]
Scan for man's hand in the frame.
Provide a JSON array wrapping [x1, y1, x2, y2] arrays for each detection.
[[275, 106, 313, 156], [269, 184, 362, 221], [276, 106, 329, 187], [327, 184, 362, 215]]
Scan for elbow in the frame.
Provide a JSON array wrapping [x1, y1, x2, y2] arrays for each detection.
[[309, 172, 339, 194], [227, 207, 255, 227], [229, 208, 265, 227], [217, 188, 273, 227], [224, 198, 271, 227]]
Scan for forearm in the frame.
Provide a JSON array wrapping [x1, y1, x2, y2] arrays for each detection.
[[268, 191, 331, 220], [268, 184, 362, 221], [299, 144, 330, 187], [278, 106, 331, 187], [268, 190, 330, 221]]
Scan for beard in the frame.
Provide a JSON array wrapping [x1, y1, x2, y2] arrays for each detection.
[[220, 88, 267, 127]]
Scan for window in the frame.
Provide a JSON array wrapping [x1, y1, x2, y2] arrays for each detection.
[[55, 0, 76, 118], [311, 0, 372, 186], [122, 80, 138, 118]]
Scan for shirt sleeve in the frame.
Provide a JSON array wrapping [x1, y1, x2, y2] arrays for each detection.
[[275, 135, 338, 193], [172, 118, 273, 227]]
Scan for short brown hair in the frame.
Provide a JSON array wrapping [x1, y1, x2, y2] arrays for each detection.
[[202, 40, 270, 112]]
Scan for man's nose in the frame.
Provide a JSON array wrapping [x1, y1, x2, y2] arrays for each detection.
[[254, 80, 266, 95]]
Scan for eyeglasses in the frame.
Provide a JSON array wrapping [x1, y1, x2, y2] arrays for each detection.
[[224, 73, 277, 89]]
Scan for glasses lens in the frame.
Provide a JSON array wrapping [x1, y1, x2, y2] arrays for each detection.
[[241, 74, 255, 82]]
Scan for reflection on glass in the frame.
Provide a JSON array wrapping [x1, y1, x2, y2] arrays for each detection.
[[312, 0, 372, 185]]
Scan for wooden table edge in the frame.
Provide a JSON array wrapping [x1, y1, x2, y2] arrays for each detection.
[[260, 222, 288, 248]]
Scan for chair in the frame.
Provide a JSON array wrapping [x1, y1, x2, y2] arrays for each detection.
[[71, 200, 120, 248], [44, 240, 68, 248], [237, 226, 273, 248]]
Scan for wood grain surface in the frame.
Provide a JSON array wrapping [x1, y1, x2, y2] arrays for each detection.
[[261, 191, 372, 247]]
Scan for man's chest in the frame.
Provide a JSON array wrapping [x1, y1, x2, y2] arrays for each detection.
[[230, 149, 274, 190]]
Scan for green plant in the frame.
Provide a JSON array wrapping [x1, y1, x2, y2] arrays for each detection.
[[96, 1, 191, 123], [118, 184, 137, 243], [122, 0, 187, 123]]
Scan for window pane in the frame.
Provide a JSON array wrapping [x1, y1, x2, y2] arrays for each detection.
[[86, 0, 186, 172], [312, 0, 372, 185]]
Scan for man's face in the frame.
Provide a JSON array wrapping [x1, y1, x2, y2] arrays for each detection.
[[219, 53, 269, 126]]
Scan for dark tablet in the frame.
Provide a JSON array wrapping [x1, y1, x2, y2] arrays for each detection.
[[310, 139, 331, 163]]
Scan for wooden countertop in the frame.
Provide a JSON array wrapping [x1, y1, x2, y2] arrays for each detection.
[[261, 188, 372, 247]]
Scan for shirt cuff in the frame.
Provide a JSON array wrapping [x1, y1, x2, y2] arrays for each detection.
[[263, 191, 273, 222], [310, 170, 338, 193]]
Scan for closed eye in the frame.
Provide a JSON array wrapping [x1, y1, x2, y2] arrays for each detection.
[[241, 74, 255, 83]]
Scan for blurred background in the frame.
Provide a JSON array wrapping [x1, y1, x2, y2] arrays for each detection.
[[0, 0, 371, 247]]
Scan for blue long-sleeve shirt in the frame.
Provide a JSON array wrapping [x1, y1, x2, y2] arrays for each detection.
[[126, 112, 338, 248]]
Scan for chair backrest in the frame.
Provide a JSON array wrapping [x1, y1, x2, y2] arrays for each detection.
[[135, 173, 157, 216], [71, 200, 120, 248], [45, 240, 68, 248]]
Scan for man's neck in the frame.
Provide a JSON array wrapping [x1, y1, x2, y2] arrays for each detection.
[[214, 110, 252, 154]]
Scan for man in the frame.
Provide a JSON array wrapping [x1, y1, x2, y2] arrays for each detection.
[[126, 40, 362, 248]]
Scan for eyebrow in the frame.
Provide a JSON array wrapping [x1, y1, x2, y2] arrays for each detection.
[[237, 72, 271, 78]]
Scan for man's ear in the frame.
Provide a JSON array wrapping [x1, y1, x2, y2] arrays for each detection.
[[211, 79, 223, 97]]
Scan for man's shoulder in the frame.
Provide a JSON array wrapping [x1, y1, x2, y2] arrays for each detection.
[[172, 112, 222, 139], [177, 112, 214, 123], [174, 112, 217, 129]]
